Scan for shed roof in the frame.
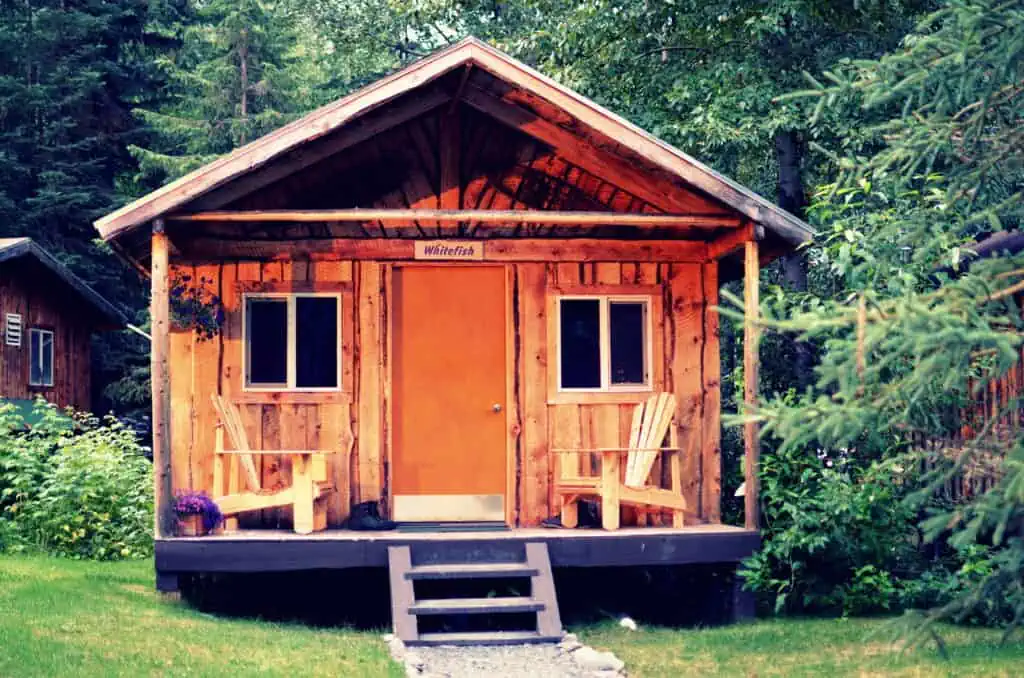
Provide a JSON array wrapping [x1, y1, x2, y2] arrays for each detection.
[[0, 238, 126, 327], [95, 37, 813, 248]]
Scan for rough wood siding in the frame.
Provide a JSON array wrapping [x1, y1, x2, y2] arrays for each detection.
[[0, 265, 93, 410], [168, 256, 721, 529], [169, 261, 358, 530], [512, 260, 720, 526]]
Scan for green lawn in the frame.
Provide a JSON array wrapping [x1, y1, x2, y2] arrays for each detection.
[[0, 555, 400, 678], [580, 618, 1024, 677], [4, 555, 1023, 677]]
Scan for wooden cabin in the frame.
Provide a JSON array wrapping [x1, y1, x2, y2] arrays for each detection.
[[0, 238, 124, 411], [95, 39, 812, 636]]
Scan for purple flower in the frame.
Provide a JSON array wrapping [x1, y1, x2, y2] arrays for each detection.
[[173, 491, 224, 531]]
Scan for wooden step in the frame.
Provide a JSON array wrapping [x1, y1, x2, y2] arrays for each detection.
[[388, 542, 563, 646], [405, 562, 539, 580], [410, 630, 562, 647], [409, 596, 543, 616]]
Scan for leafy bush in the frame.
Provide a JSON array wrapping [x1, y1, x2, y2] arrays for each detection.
[[740, 425, 927, 615], [0, 401, 152, 559]]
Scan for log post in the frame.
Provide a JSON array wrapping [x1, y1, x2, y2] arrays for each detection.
[[151, 220, 174, 538], [743, 238, 760, 530]]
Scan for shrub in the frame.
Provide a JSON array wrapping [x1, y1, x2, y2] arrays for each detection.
[[0, 400, 152, 559], [740, 433, 925, 615]]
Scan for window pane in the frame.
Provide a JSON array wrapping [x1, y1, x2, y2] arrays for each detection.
[[559, 299, 601, 388], [30, 331, 42, 385], [41, 332, 53, 385], [247, 299, 287, 385], [610, 301, 646, 385], [295, 297, 338, 388]]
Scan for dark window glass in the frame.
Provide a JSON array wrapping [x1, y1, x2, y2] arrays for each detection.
[[296, 297, 338, 388], [29, 330, 53, 386], [559, 299, 601, 388], [247, 298, 287, 385], [610, 301, 646, 385]]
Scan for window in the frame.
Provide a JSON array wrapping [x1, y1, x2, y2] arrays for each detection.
[[29, 329, 54, 387], [557, 296, 651, 391], [243, 294, 340, 390]]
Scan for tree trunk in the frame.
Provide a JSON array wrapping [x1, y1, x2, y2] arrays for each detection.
[[238, 28, 249, 145], [775, 129, 813, 389]]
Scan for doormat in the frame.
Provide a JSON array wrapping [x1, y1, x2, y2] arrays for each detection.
[[395, 521, 509, 533]]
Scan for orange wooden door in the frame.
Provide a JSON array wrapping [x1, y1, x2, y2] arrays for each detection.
[[392, 265, 507, 522]]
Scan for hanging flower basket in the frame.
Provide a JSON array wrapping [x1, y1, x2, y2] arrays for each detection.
[[173, 491, 224, 537]]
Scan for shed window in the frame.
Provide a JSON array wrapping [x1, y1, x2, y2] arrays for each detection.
[[244, 294, 340, 390], [557, 296, 651, 391], [29, 328, 54, 387]]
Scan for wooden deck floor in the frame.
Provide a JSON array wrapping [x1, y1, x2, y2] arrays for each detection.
[[156, 524, 760, 574]]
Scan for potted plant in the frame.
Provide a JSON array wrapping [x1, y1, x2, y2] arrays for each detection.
[[173, 491, 223, 537]]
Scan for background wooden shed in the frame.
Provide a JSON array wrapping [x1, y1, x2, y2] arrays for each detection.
[[0, 238, 125, 411]]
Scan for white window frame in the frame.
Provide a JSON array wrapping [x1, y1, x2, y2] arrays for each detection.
[[28, 328, 54, 388], [242, 292, 342, 392], [555, 295, 653, 393]]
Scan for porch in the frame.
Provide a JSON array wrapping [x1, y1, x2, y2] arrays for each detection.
[[156, 524, 758, 578]]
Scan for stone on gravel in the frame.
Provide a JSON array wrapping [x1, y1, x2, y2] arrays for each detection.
[[388, 637, 407, 661], [572, 647, 625, 673], [411, 643, 590, 678]]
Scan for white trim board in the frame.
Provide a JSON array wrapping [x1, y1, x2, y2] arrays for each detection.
[[392, 494, 505, 523]]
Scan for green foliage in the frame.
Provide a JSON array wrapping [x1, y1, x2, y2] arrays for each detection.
[[740, 0, 1024, 638], [131, 0, 341, 183], [0, 402, 152, 561], [740, 416, 923, 615]]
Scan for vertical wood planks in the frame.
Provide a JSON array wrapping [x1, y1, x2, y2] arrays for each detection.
[[669, 263, 704, 521], [192, 264, 221, 498], [357, 261, 383, 503], [312, 260, 353, 524], [168, 265, 194, 492], [518, 264, 549, 526]]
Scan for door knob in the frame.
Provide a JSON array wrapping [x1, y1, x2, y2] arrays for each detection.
[[492, 403, 503, 413]]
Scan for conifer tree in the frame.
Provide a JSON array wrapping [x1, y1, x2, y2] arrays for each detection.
[[0, 0, 160, 416], [747, 0, 1024, 634], [131, 0, 331, 182]]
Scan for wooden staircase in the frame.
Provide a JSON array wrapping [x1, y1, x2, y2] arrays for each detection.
[[387, 541, 563, 646]]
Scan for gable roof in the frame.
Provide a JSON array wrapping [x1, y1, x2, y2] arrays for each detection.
[[94, 37, 814, 246], [0, 238, 126, 327]]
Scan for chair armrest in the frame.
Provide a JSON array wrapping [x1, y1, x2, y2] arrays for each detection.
[[552, 447, 680, 454], [215, 449, 336, 456]]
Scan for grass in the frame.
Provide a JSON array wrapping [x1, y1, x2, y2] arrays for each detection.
[[579, 617, 1024, 677], [0, 555, 400, 678], [4, 554, 1023, 677]]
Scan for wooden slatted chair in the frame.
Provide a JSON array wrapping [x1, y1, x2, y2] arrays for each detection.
[[554, 393, 685, 530], [210, 395, 334, 534]]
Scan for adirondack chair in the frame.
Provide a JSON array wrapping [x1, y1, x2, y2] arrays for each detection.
[[554, 393, 686, 530], [210, 395, 335, 534]]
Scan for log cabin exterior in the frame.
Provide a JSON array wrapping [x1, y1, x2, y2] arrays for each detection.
[[0, 238, 124, 411], [95, 39, 813, 630]]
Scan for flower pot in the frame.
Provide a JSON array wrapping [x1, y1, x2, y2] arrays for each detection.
[[177, 514, 205, 537]]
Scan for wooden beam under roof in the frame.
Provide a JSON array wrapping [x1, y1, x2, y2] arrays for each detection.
[[173, 237, 709, 263], [167, 208, 741, 228], [460, 85, 723, 216], [189, 87, 452, 211]]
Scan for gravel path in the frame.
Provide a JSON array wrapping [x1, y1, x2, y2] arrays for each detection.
[[409, 643, 589, 678]]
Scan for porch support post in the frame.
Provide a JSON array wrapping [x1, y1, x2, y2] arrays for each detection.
[[743, 238, 760, 530], [151, 219, 174, 538]]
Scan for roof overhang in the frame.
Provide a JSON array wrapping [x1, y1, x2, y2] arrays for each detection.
[[95, 37, 814, 249], [0, 238, 126, 328]]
